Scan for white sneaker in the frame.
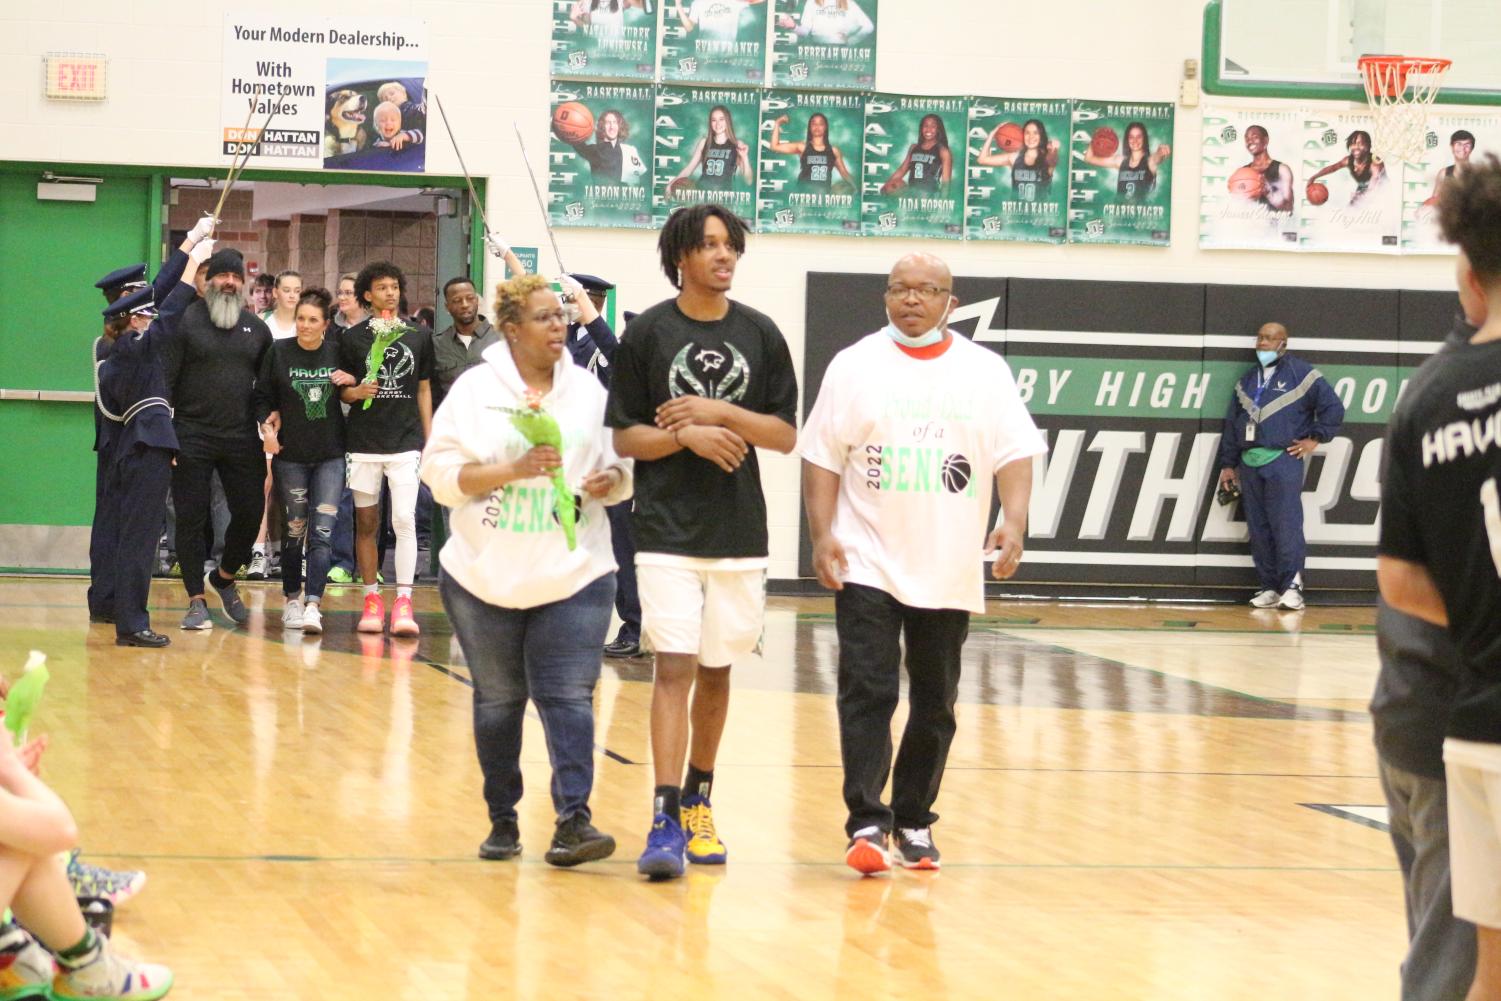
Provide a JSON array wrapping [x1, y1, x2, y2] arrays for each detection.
[[1249, 589, 1279, 608], [302, 602, 323, 635], [281, 597, 304, 629], [1278, 586, 1305, 611], [247, 550, 270, 580]]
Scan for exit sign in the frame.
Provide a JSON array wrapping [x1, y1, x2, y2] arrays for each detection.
[[43, 54, 108, 101]]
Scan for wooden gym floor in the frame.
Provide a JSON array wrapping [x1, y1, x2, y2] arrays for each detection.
[[0, 576, 1401, 1000]]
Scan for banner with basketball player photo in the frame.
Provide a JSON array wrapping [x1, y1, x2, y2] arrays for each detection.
[[220, 14, 429, 172], [550, 0, 658, 81], [965, 98, 1070, 244], [860, 94, 967, 240], [1401, 111, 1501, 254], [653, 86, 761, 226], [768, 0, 876, 90], [1067, 100, 1175, 246], [1197, 108, 1302, 251], [755, 89, 863, 236], [660, 0, 769, 85], [548, 82, 655, 230], [1297, 110, 1402, 254]]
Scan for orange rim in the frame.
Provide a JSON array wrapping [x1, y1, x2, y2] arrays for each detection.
[[1358, 55, 1453, 97]]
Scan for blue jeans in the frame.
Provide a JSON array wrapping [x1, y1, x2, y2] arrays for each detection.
[[272, 456, 343, 600], [439, 571, 616, 825], [331, 486, 355, 574]]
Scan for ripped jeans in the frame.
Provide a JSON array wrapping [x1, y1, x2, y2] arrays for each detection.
[[271, 456, 344, 601]]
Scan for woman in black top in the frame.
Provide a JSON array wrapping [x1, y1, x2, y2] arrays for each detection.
[[767, 112, 854, 191], [669, 105, 753, 196], [1082, 121, 1172, 203], [881, 114, 953, 194], [976, 118, 1060, 201], [254, 288, 355, 634]]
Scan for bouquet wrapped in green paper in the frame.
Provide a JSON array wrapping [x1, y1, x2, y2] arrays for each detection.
[[510, 391, 576, 550], [363, 311, 410, 410], [4, 651, 48, 746]]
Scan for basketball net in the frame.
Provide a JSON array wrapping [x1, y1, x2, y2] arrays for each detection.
[[1358, 55, 1452, 165]]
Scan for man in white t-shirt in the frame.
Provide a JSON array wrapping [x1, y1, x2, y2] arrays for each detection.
[[800, 252, 1046, 876]]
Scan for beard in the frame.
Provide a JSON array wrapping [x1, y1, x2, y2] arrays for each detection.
[[205, 284, 244, 329]]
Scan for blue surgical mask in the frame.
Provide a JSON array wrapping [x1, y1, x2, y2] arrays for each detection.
[[1256, 349, 1279, 367], [883, 304, 952, 349]]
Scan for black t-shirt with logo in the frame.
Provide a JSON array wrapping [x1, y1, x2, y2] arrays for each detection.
[[606, 298, 798, 559], [254, 336, 346, 464], [1379, 326, 1501, 745], [337, 318, 436, 455]]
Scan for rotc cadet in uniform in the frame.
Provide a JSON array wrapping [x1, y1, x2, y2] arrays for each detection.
[[97, 236, 217, 646], [558, 273, 645, 658]]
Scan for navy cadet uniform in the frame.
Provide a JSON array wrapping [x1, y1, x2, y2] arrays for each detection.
[[565, 274, 642, 656], [96, 269, 196, 646], [1217, 350, 1344, 597], [88, 260, 185, 622]]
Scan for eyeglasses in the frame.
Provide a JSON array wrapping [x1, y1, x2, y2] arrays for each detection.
[[885, 284, 951, 301], [336, 289, 354, 298], [529, 310, 568, 325]]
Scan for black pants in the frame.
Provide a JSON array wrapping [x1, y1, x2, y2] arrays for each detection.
[[606, 501, 640, 642], [87, 449, 113, 618], [834, 582, 968, 836], [97, 446, 174, 635], [171, 448, 266, 597]]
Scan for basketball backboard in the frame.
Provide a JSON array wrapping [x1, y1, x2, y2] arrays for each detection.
[[1203, 0, 1501, 105]]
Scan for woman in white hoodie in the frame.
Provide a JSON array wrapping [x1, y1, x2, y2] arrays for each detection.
[[421, 274, 632, 868]]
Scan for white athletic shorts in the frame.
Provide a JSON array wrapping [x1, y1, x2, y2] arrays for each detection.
[[347, 451, 421, 504], [1445, 737, 1501, 928], [636, 557, 766, 668]]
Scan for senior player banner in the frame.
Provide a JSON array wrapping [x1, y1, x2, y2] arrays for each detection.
[[861, 94, 967, 240], [548, 82, 655, 229], [661, 0, 769, 84], [1198, 108, 1301, 251], [1401, 112, 1501, 253], [549, 0, 658, 81], [756, 89, 863, 235], [1298, 111, 1401, 254], [768, 0, 876, 90], [965, 98, 1070, 244], [653, 86, 761, 225], [1067, 100, 1175, 246], [221, 15, 429, 172], [799, 272, 1454, 593]]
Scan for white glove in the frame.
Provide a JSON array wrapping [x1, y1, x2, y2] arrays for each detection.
[[188, 214, 216, 244], [188, 238, 216, 266], [485, 235, 510, 258], [562, 298, 581, 325]]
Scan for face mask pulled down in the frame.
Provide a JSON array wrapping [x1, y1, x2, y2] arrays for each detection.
[[883, 301, 952, 350]]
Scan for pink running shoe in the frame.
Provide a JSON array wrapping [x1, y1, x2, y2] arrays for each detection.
[[357, 593, 386, 634], [390, 595, 420, 637]]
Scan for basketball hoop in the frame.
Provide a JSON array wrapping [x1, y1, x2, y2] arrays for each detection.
[[1358, 55, 1452, 164]]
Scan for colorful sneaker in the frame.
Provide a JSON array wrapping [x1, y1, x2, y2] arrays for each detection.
[[845, 825, 891, 876], [66, 851, 147, 907], [245, 550, 269, 580], [636, 813, 686, 880], [281, 598, 304, 630], [390, 595, 419, 637], [179, 599, 211, 632], [680, 794, 727, 865], [357, 593, 385, 634], [301, 603, 323, 635], [544, 813, 616, 868], [52, 933, 172, 1001], [0, 922, 53, 1000], [894, 827, 941, 870], [325, 566, 355, 585], [206, 575, 248, 626]]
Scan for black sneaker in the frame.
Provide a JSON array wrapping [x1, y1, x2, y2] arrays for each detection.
[[479, 822, 521, 860], [894, 827, 941, 870], [603, 637, 642, 659], [207, 573, 249, 626], [544, 813, 617, 868], [116, 629, 170, 648]]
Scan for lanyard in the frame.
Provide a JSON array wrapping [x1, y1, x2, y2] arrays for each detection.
[[1251, 366, 1275, 409]]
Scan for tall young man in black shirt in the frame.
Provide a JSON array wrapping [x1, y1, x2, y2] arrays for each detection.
[[161, 248, 272, 629], [1378, 153, 1501, 1001], [607, 204, 799, 879]]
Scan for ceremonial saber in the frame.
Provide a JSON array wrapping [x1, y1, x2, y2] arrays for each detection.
[[431, 91, 496, 242], [211, 107, 276, 235], [513, 121, 568, 275]]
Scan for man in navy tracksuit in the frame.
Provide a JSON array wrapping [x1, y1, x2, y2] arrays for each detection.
[[1216, 322, 1344, 610]]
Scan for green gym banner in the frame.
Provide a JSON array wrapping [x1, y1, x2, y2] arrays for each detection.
[[1298, 110, 1401, 254], [549, 0, 658, 81], [768, 0, 876, 90], [1198, 108, 1301, 251], [1068, 99, 1175, 246], [548, 82, 655, 230], [660, 0, 769, 85], [756, 89, 863, 235], [653, 86, 761, 225], [861, 94, 966, 240], [965, 98, 1070, 244]]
